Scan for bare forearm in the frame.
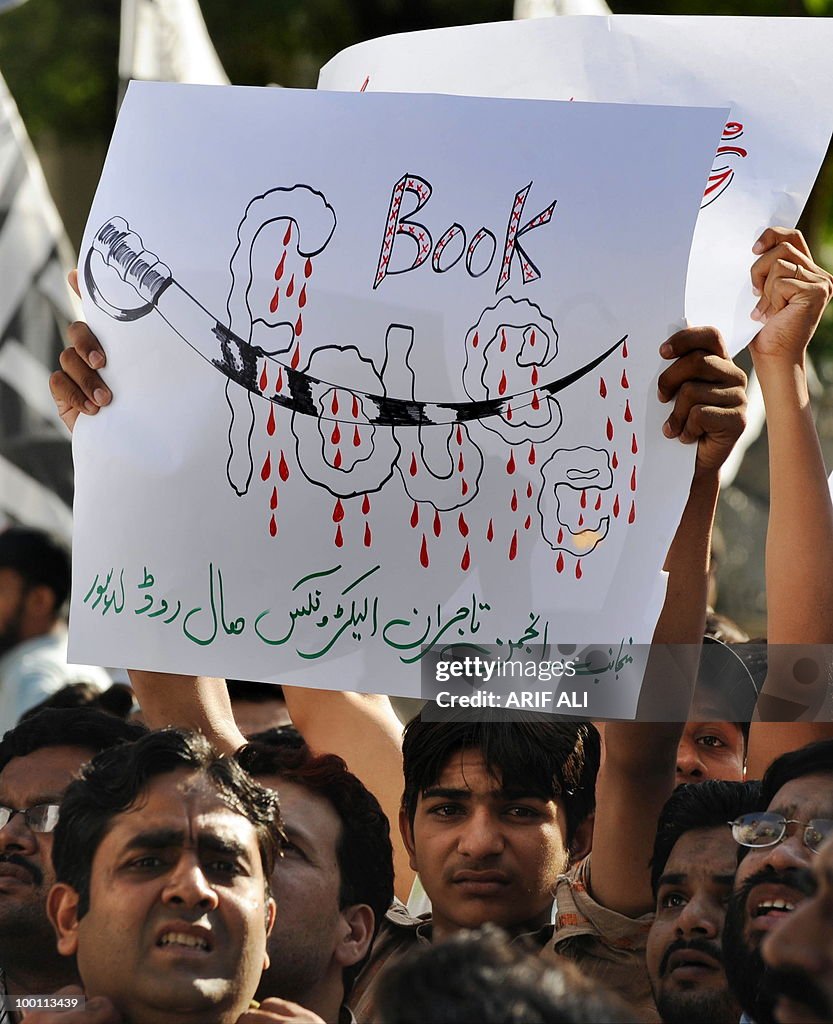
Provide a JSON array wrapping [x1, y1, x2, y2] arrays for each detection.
[[128, 670, 246, 753], [755, 355, 833, 643]]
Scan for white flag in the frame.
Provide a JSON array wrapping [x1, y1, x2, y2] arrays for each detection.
[[0, 71, 78, 539], [119, 0, 229, 85]]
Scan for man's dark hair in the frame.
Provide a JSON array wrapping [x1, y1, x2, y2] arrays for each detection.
[[19, 683, 135, 723], [650, 779, 762, 897], [694, 639, 761, 746], [401, 713, 600, 847], [0, 527, 71, 613], [237, 739, 394, 993], [760, 738, 833, 809], [52, 728, 283, 917], [226, 679, 285, 703], [374, 924, 635, 1024], [0, 707, 146, 773]]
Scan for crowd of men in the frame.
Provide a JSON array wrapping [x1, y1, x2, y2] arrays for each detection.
[[0, 224, 830, 1023]]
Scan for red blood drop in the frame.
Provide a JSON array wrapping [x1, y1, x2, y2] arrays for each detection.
[[362, 494, 371, 515], [461, 478, 468, 496], [260, 452, 271, 481], [622, 338, 629, 358], [575, 559, 583, 580], [333, 499, 345, 523], [298, 283, 307, 308], [269, 287, 280, 314], [461, 545, 471, 571], [259, 365, 268, 392], [275, 251, 286, 281], [509, 530, 518, 561], [531, 390, 540, 411], [530, 329, 536, 347], [510, 489, 518, 512], [278, 451, 290, 481], [500, 329, 507, 353], [613, 495, 620, 518], [630, 467, 637, 491], [409, 453, 418, 477], [331, 422, 341, 445], [506, 450, 516, 475], [420, 535, 429, 568], [578, 514, 584, 527], [557, 528, 563, 544], [364, 522, 372, 548], [304, 256, 313, 279], [277, 368, 283, 391], [632, 434, 638, 455], [498, 370, 508, 396], [331, 391, 339, 415], [506, 404, 513, 421], [458, 513, 469, 537], [456, 425, 462, 446], [283, 223, 292, 246], [353, 425, 361, 447], [291, 344, 301, 370], [612, 451, 619, 470], [269, 514, 277, 537], [335, 523, 344, 548], [556, 552, 564, 573], [410, 503, 419, 528], [628, 501, 636, 524], [352, 394, 360, 419], [531, 365, 539, 386], [595, 494, 602, 511], [457, 453, 464, 472], [433, 510, 442, 537], [334, 449, 342, 469], [526, 482, 533, 499], [487, 519, 494, 543], [621, 369, 629, 389], [524, 514, 531, 530], [580, 489, 587, 509], [528, 443, 536, 465], [606, 418, 614, 441], [295, 313, 303, 336], [270, 486, 278, 510], [267, 404, 276, 436], [471, 331, 479, 349], [600, 377, 607, 398], [624, 400, 633, 423]]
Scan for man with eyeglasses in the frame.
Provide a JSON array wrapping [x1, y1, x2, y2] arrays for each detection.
[[723, 738, 833, 1024], [761, 833, 833, 1024], [0, 709, 144, 1017]]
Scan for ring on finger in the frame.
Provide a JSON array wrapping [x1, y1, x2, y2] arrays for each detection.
[[793, 262, 802, 280]]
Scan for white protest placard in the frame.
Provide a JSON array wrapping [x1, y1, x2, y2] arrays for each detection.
[[320, 15, 833, 356], [69, 83, 726, 713]]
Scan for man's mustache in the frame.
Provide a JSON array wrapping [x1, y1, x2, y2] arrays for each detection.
[[764, 967, 831, 1021], [659, 936, 724, 978], [737, 865, 812, 908], [0, 853, 43, 886]]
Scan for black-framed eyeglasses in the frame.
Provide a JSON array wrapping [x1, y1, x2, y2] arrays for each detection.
[[0, 804, 60, 833], [729, 812, 833, 855]]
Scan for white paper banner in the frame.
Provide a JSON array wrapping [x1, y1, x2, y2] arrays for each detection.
[[320, 15, 833, 357], [69, 83, 725, 711]]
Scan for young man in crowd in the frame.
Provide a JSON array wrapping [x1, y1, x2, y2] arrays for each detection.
[[723, 739, 833, 1024], [0, 709, 144, 1003], [0, 528, 111, 730], [46, 728, 281, 1024], [237, 738, 395, 1024], [646, 779, 762, 1024], [761, 834, 833, 1024]]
